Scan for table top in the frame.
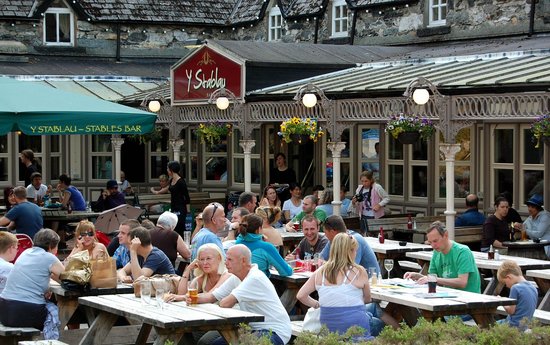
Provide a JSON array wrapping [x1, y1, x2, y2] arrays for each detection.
[[364, 237, 432, 255], [503, 240, 550, 248], [280, 232, 305, 240], [270, 269, 313, 284], [50, 280, 134, 297], [526, 269, 550, 280], [406, 250, 550, 271], [79, 294, 263, 329], [371, 278, 516, 312], [41, 209, 101, 221]]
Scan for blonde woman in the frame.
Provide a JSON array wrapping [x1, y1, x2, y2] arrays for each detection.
[[255, 206, 283, 247], [65, 220, 108, 261], [297, 233, 374, 340], [165, 243, 230, 302]]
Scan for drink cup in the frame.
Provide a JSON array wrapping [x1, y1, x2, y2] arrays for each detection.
[[488, 251, 495, 260], [184, 231, 191, 245], [521, 229, 528, 241], [427, 274, 437, 293], [141, 281, 151, 306], [293, 222, 300, 231], [156, 288, 165, 310], [188, 288, 198, 305]]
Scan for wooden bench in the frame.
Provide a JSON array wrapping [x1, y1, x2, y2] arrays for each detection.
[[367, 216, 446, 239], [136, 192, 226, 220], [0, 322, 41, 345], [19, 341, 69, 345]]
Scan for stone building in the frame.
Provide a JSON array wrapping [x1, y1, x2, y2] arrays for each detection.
[[0, 0, 548, 217]]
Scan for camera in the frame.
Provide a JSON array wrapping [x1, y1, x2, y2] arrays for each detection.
[[354, 192, 364, 202]]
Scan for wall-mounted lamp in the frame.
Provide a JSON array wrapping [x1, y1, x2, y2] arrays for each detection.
[[302, 93, 318, 108], [293, 83, 328, 109], [412, 88, 430, 105], [215, 96, 230, 110], [148, 100, 161, 112]]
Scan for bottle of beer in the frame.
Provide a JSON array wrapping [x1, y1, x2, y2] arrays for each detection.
[[378, 227, 385, 244], [67, 203, 72, 214], [488, 245, 495, 260], [407, 214, 413, 230], [509, 225, 515, 242]]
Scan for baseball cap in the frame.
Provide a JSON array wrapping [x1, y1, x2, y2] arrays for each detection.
[[106, 180, 118, 189]]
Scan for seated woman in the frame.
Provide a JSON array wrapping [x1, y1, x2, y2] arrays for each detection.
[[165, 243, 230, 301], [0, 229, 65, 331], [255, 206, 283, 247], [316, 188, 334, 217], [259, 185, 281, 208], [236, 214, 292, 277], [65, 221, 108, 261], [296, 233, 374, 340]]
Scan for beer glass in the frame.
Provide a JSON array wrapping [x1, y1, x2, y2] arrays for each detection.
[[427, 274, 437, 293]]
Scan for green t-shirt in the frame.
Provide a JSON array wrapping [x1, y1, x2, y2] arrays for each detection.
[[292, 209, 327, 231], [429, 241, 481, 293]]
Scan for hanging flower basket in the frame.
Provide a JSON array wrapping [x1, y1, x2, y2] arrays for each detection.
[[278, 117, 324, 143], [195, 122, 232, 147], [530, 115, 550, 148], [397, 131, 421, 144], [385, 115, 435, 144]]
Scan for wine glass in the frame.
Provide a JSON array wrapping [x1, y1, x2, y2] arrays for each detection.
[[384, 259, 394, 280]]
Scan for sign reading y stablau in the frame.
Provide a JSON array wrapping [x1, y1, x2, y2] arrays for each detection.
[[171, 45, 244, 105]]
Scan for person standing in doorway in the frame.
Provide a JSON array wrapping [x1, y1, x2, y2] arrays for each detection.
[[352, 171, 390, 235], [167, 161, 190, 237], [269, 152, 297, 203], [20, 149, 39, 187]]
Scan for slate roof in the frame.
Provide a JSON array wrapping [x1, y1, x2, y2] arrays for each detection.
[[0, 0, 35, 19], [277, 0, 327, 19]]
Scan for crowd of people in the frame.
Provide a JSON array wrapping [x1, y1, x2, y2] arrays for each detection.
[[0, 149, 548, 344]]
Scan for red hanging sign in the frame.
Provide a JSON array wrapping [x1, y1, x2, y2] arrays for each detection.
[[171, 46, 243, 105]]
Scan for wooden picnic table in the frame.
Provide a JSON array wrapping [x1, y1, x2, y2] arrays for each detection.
[[41, 209, 101, 222], [526, 269, 550, 310], [502, 240, 550, 260], [270, 270, 313, 312], [371, 278, 516, 328], [77, 294, 263, 345], [50, 281, 134, 330], [363, 237, 432, 277], [406, 250, 550, 295], [279, 231, 304, 256]]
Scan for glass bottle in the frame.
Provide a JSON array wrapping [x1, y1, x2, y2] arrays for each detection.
[[378, 227, 385, 244]]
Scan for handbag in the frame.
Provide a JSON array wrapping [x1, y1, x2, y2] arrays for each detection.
[[60, 250, 92, 285], [89, 251, 117, 289], [302, 307, 322, 333], [133, 274, 180, 297]]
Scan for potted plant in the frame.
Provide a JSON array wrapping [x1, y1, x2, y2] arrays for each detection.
[[385, 115, 436, 144], [195, 122, 232, 147], [531, 114, 550, 148], [278, 117, 324, 143], [127, 127, 164, 145]]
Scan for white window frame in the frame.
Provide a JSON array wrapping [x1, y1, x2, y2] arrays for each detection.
[[428, 0, 447, 27], [268, 6, 282, 41], [331, 0, 348, 38], [43, 7, 75, 46]]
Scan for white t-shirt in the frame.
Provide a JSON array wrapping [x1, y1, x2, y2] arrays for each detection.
[[213, 265, 292, 344], [0, 257, 14, 294], [26, 184, 48, 199], [282, 199, 303, 220]]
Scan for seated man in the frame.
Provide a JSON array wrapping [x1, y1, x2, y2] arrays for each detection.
[[285, 215, 328, 260], [95, 180, 126, 212], [195, 244, 292, 345], [285, 195, 327, 232], [117, 226, 175, 283], [455, 194, 486, 227], [191, 203, 225, 260], [0, 186, 43, 239], [108, 219, 141, 268], [405, 221, 481, 293], [26, 172, 50, 204], [150, 211, 191, 266]]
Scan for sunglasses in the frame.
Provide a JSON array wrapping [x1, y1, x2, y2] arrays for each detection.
[[209, 202, 222, 222], [78, 231, 95, 240]]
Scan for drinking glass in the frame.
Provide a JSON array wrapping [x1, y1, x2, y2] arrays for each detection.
[[156, 288, 165, 310], [427, 273, 438, 293], [141, 281, 151, 306], [188, 280, 198, 305], [184, 231, 191, 245], [368, 267, 378, 285], [384, 259, 394, 280]]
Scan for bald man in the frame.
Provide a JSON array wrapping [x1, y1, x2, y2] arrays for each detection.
[[455, 194, 485, 227], [190, 202, 226, 260]]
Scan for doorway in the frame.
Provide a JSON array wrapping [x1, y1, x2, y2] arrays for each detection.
[[121, 139, 146, 183]]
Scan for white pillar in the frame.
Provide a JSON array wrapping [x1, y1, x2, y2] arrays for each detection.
[[440, 143, 461, 241], [111, 136, 125, 182], [327, 142, 347, 216], [240, 140, 256, 192], [169, 139, 184, 161]]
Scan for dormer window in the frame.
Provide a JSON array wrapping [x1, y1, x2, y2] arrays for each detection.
[[332, 0, 348, 38], [43, 5, 75, 46], [428, 0, 447, 27], [268, 6, 282, 41]]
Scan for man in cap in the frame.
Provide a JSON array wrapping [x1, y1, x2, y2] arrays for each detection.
[[95, 179, 126, 211], [518, 194, 550, 258]]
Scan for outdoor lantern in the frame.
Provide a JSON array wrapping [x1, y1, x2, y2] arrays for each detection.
[[412, 88, 430, 105], [302, 93, 317, 108], [216, 96, 230, 110], [148, 100, 161, 112]]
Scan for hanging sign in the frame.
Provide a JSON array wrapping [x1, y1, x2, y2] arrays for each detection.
[[171, 46, 244, 105]]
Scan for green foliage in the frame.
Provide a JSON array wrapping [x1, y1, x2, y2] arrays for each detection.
[[293, 325, 371, 345], [195, 122, 232, 147], [127, 126, 164, 144], [278, 117, 324, 143], [236, 323, 274, 345], [531, 114, 550, 148], [163, 340, 175, 345], [385, 115, 436, 140]]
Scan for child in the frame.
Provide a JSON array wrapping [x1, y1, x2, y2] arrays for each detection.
[[497, 260, 538, 329], [0, 232, 18, 294]]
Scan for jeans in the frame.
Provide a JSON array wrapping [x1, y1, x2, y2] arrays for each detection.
[[365, 302, 384, 336]]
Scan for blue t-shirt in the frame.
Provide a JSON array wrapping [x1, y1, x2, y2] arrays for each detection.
[[191, 227, 224, 260], [113, 245, 130, 269], [506, 281, 538, 328], [455, 209, 486, 227], [67, 185, 86, 211], [5, 201, 43, 239], [321, 230, 380, 275], [0, 247, 60, 304], [137, 247, 175, 276], [236, 233, 292, 277]]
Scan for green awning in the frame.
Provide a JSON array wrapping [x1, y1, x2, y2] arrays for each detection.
[[0, 77, 157, 135]]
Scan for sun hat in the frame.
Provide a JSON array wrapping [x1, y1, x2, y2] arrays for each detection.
[[526, 194, 543, 208]]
